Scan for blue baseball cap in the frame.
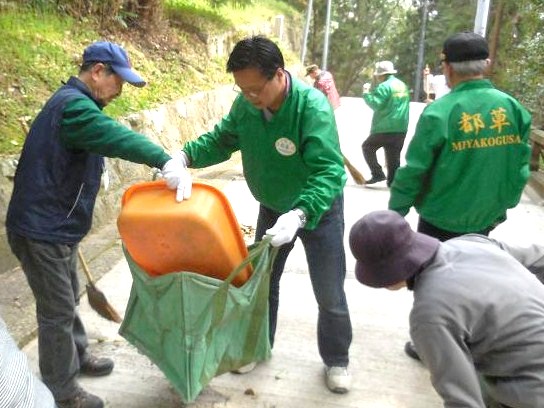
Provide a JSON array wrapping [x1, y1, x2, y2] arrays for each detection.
[[83, 41, 146, 87]]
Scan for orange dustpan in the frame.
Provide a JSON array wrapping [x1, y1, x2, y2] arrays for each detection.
[[117, 180, 252, 287]]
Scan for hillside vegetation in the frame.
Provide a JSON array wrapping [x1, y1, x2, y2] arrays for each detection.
[[0, 0, 301, 154]]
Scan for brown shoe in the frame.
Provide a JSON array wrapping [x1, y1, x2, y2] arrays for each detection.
[[80, 355, 114, 377], [56, 387, 104, 408]]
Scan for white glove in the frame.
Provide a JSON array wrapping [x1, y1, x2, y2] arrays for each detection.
[[161, 153, 192, 202], [266, 210, 304, 247], [363, 83, 371, 93]]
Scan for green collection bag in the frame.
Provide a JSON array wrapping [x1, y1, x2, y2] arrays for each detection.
[[118, 237, 277, 403]]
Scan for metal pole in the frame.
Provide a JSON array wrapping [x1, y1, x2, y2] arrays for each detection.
[[413, 0, 428, 102], [474, 0, 491, 37], [300, 0, 313, 64], [322, 0, 332, 70]]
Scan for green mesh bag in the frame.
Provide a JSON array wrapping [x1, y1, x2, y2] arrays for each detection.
[[119, 237, 276, 403]]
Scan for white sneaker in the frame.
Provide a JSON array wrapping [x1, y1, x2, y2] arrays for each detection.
[[230, 362, 257, 374], [325, 366, 351, 394]]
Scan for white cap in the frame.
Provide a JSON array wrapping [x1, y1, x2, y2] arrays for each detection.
[[373, 61, 397, 76]]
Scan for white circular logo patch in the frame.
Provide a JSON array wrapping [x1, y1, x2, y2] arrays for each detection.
[[275, 137, 296, 156]]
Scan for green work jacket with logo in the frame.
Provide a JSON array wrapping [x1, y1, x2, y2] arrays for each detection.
[[363, 75, 410, 134], [389, 79, 532, 233], [182, 75, 346, 230]]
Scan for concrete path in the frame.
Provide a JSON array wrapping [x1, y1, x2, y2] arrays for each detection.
[[22, 98, 544, 407]]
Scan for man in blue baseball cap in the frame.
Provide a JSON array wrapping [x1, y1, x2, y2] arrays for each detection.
[[6, 41, 189, 408], [82, 41, 146, 87]]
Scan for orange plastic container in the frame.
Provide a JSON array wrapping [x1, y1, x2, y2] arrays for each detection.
[[117, 180, 252, 287]]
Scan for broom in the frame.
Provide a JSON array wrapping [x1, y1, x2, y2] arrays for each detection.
[[342, 154, 366, 185], [78, 248, 123, 323]]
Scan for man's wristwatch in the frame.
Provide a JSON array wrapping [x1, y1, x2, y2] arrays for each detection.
[[294, 208, 307, 228]]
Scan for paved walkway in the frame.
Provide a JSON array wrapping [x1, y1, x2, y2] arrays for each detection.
[[20, 98, 544, 407]]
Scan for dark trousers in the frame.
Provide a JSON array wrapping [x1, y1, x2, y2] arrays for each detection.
[[362, 132, 406, 186], [255, 196, 352, 367], [7, 230, 88, 400], [417, 218, 493, 242]]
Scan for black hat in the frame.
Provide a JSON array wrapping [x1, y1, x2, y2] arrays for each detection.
[[349, 210, 440, 288], [442, 32, 489, 63]]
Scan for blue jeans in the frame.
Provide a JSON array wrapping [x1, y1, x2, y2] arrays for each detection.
[[7, 230, 89, 401], [255, 196, 352, 367]]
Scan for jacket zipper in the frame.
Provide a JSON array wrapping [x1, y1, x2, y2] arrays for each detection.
[[66, 183, 84, 219]]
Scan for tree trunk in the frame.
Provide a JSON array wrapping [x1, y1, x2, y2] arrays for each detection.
[[487, 0, 505, 76], [125, 0, 163, 31]]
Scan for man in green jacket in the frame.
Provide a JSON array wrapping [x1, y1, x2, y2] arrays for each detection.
[[362, 61, 410, 186], [6, 41, 187, 408], [389, 31, 532, 360], [390, 32, 531, 240], [174, 35, 353, 394]]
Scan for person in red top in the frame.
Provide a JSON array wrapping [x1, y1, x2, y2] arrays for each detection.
[[306, 64, 341, 110]]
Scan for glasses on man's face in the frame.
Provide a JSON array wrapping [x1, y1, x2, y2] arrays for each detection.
[[232, 77, 272, 99]]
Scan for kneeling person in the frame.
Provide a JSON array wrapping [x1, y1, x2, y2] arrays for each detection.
[[349, 210, 544, 408]]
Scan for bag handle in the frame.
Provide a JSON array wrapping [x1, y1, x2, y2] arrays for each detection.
[[221, 235, 273, 287], [210, 235, 275, 330]]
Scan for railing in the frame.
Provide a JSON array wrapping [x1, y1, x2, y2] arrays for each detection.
[[529, 127, 544, 200]]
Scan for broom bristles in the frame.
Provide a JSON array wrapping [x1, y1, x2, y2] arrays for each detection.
[[86, 283, 123, 323], [342, 155, 366, 185]]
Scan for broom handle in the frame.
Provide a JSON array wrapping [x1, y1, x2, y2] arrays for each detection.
[[78, 248, 95, 285]]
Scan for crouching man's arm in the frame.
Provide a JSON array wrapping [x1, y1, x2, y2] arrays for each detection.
[[411, 323, 486, 408], [490, 240, 544, 283], [459, 235, 544, 283]]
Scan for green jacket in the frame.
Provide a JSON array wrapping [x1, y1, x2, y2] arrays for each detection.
[[363, 75, 410, 134], [183, 74, 346, 230], [389, 79, 532, 233], [61, 98, 170, 167]]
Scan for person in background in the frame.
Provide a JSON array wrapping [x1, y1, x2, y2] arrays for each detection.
[[390, 32, 531, 241], [173, 35, 353, 394], [389, 31, 532, 361], [362, 61, 410, 186], [429, 70, 450, 100], [423, 64, 450, 103], [306, 64, 366, 186], [6, 41, 187, 408], [349, 210, 544, 408], [0, 316, 56, 408], [305, 64, 341, 110]]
